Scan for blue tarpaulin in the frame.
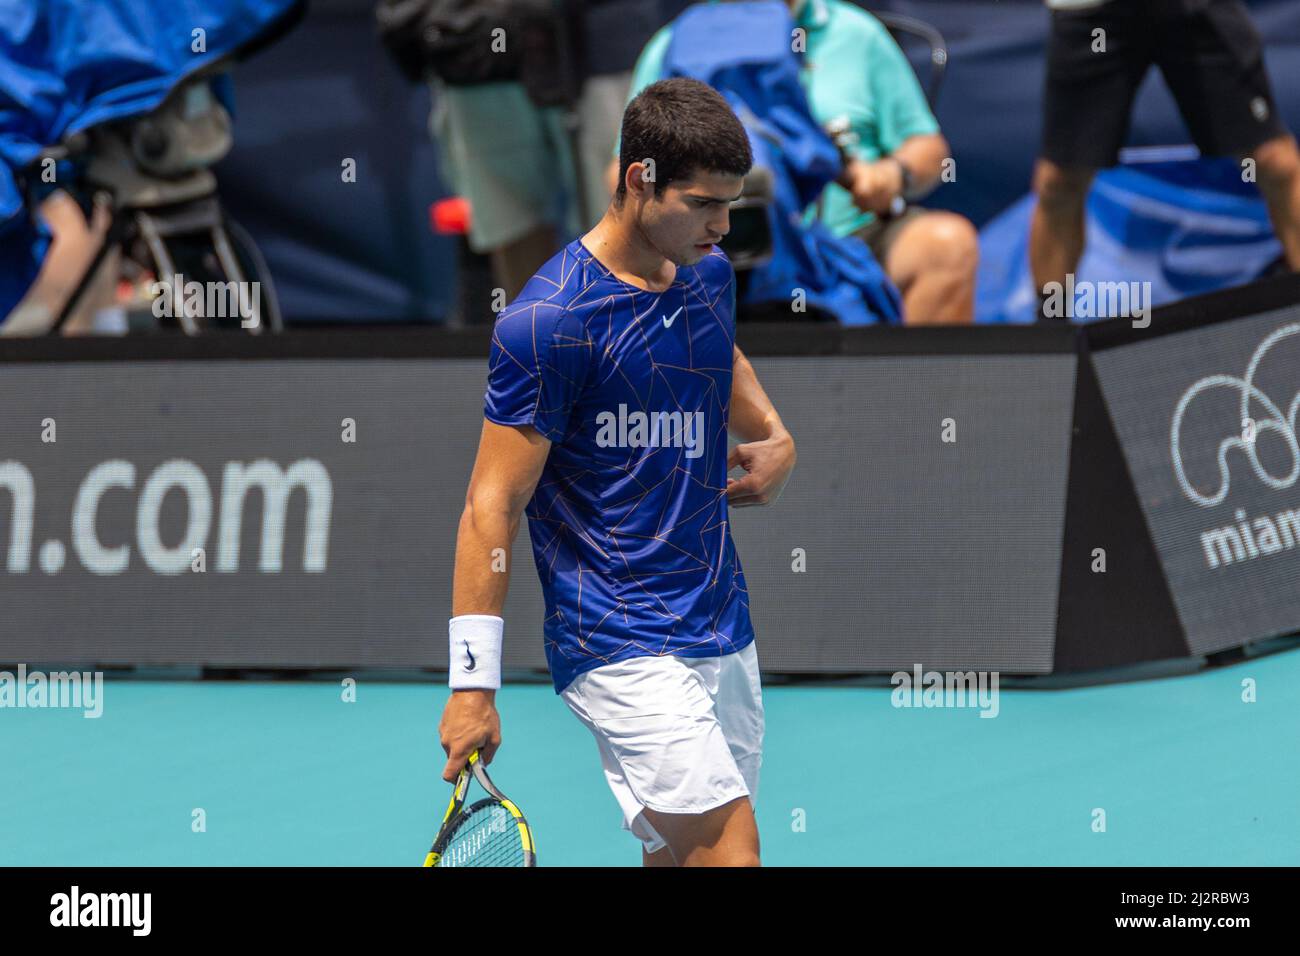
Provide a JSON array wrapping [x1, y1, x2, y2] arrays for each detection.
[[977, 149, 1286, 324], [663, 0, 902, 324], [0, 0, 302, 315]]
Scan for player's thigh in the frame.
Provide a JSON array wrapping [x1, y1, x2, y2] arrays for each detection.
[[640, 794, 760, 866], [642, 844, 676, 867]]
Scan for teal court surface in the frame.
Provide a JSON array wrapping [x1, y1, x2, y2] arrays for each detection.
[[3, 643, 1297, 866]]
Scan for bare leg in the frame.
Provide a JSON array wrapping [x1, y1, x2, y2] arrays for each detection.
[[1250, 134, 1300, 269], [1029, 158, 1096, 293], [639, 795, 760, 867], [641, 845, 676, 867], [884, 211, 979, 325]]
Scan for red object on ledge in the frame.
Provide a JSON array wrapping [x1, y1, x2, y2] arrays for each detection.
[[430, 196, 472, 235]]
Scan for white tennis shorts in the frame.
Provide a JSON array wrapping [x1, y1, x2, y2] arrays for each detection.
[[560, 640, 764, 855]]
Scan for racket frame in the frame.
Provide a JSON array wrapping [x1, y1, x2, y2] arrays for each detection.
[[423, 749, 536, 867]]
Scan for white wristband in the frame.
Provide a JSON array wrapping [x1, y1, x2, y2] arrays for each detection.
[[448, 615, 504, 690]]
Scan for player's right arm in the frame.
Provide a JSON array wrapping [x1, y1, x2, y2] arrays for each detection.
[[438, 419, 551, 782], [439, 295, 591, 781]]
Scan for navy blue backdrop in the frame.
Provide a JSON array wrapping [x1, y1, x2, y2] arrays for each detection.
[[213, 0, 1300, 323]]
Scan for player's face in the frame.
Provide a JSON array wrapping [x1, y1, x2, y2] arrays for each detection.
[[639, 170, 744, 266]]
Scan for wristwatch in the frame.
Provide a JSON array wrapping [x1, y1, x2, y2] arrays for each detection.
[[885, 155, 915, 199]]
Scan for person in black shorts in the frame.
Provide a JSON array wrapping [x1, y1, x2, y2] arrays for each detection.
[[1030, 0, 1300, 319]]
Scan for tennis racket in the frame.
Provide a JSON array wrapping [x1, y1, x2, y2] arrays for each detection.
[[423, 748, 536, 867]]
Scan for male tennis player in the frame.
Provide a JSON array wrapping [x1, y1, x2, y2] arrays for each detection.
[[437, 77, 796, 867]]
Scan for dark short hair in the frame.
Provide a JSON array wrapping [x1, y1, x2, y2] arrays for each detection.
[[616, 77, 753, 203]]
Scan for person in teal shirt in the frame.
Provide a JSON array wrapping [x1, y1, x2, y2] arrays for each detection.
[[606, 0, 978, 324]]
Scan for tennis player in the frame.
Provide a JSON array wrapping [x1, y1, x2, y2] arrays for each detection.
[[437, 77, 796, 867]]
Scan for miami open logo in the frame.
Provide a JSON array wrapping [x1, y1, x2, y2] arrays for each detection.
[[1168, 322, 1300, 571], [1170, 322, 1300, 508]]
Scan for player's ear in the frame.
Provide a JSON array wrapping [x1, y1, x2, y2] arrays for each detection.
[[627, 158, 664, 203], [625, 162, 648, 202]]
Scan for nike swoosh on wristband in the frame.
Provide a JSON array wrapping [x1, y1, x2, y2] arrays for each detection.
[[463, 640, 476, 672], [662, 306, 683, 329]]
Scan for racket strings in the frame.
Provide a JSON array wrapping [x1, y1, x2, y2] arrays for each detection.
[[440, 803, 526, 867]]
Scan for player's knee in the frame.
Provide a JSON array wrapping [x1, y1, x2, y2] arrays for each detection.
[[1033, 160, 1092, 209], [1252, 136, 1300, 190], [922, 213, 979, 274], [896, 214, 978, 287]]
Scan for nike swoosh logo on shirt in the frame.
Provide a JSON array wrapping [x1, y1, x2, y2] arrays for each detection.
[[662, 306, 683, 329]]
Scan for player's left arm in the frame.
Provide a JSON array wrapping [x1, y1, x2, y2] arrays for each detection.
[[727, 344, 796, 508]]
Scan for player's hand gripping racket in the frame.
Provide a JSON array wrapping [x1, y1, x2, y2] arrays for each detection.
[[423, 749, 536, 867]]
